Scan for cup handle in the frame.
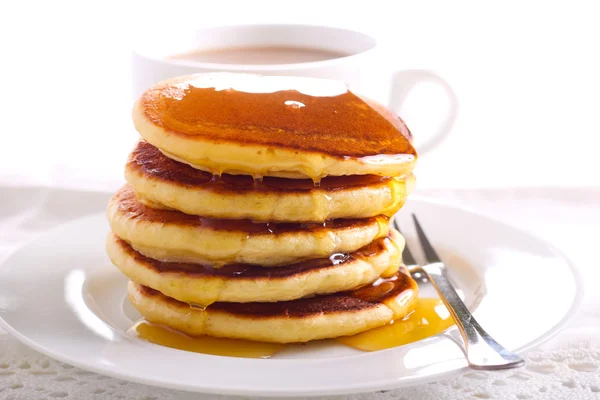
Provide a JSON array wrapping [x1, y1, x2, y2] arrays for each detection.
[[388, 69, 458, 154]]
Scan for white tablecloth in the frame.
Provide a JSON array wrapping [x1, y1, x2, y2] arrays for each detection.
[[1, 186, 598, 399]]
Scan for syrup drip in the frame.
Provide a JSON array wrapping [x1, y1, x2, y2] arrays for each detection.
[[116, 185, 385, 235], [189, 297, 214, 333], [380, 176, 407, 217], [252, 175, 264, 189], [379, 234, 403, 278], [189, 303, 209, 311], [130, 320, 283, 358], [336, 298, 455, 351], [131, 141, 395, 194]]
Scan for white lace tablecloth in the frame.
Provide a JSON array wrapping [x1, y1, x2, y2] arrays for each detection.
[[1, 186, 599, 400]]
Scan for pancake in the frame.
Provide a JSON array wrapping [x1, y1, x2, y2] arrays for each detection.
[[132, 73, 417, 181], [126, 141, 415, 222], [127, 268, 418, 343], [106, 230, 403, 304], [107, 185, 390, 267]]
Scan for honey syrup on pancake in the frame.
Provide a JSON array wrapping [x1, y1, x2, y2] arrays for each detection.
[[143, 74, 416, 176]]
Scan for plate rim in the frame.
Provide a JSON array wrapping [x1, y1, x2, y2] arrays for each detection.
[[0, 197, 584, 396]]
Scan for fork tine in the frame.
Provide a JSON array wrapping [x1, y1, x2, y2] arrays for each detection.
[[392, 217, 418, 266], [412, 214, 442, 263]]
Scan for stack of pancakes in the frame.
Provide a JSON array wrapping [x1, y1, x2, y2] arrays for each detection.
[[106, 73, 419, 343]]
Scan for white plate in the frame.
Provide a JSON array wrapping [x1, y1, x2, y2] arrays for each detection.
[[0, 198, 582, 397]]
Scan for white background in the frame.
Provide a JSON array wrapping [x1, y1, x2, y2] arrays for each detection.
[[1, 1, 599, 191]]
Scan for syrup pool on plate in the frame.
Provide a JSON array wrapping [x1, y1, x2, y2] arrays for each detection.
[[129, 320, 283, 359], [129, 298, 453, 357], [336, 298, 455, 351]]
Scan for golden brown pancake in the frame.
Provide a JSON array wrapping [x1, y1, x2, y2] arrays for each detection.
[[132, 73, 417, 180], [107, 185, 390, 267], [128, 267, 418, 343], [126, 140, 415, 222], [107, 230, 403, 304]]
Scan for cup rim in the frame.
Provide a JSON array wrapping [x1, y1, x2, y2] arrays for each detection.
[[132, 24, 378, 71]]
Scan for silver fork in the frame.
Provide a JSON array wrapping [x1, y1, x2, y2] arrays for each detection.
[[395, 214, 525, 370]]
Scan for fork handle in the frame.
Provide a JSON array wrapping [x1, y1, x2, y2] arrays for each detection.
[[420, 262, 525, 370]]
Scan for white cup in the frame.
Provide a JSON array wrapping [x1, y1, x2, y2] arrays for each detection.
[[132, 24, 458, 154]]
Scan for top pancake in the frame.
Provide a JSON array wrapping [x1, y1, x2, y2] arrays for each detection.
[[133, 73, 417, 180]]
